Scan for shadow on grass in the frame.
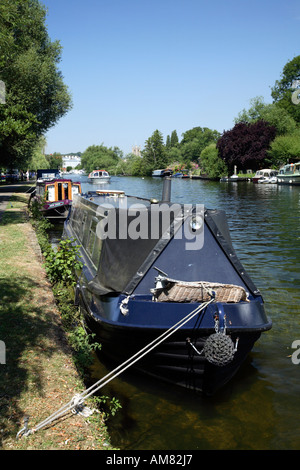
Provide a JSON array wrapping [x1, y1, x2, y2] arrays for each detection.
[[0, 211, 27, 226], [0, 194, 29, 225], [0, 277, 70, 446], [0, 182, 35, 194]]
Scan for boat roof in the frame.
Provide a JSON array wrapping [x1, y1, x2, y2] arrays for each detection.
[[37, 178, 81, 185], [37, 169, 60, 179], [68, 191, 259, 297], [256, 168, 274, 173], [78, 190, 150, 210], [281, 161, 300, 167]]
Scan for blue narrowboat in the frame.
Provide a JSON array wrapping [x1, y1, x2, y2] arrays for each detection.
[[63, 181, 271, 395]]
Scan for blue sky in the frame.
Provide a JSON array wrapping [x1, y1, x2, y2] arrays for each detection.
[[42, 0, 300, 156]]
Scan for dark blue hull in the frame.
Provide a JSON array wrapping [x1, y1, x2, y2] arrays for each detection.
[[78, 292, 270, 395], [64, 190, 272, 395]]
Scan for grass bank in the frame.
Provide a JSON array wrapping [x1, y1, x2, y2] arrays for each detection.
[[0, 190, 114, 450]]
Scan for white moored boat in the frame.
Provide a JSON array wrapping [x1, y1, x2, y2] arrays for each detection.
[[88, 170, 111, 182], [277, 162, 300, 185], [252, 169, 278, 183]]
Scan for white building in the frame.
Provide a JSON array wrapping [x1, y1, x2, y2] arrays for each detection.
[[62, 155, 81, 170]]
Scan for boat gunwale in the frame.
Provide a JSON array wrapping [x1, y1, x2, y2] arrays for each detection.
[[78, 289, 272, 335]]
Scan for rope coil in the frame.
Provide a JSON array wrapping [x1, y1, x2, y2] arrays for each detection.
[[203, 333, 236, 366]]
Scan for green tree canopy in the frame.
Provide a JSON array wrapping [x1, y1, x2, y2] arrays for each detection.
[[0, 0, 72, 168], [267, 130, 300, 167], [119, 153, 145, 176], [81, 144, 122, 174], [200, 143, 227, 178], [165, 146, 182, 164], [27, 136, 49, 171], [235, 96, 298, 135], [46, 152, 63, 169], [271, 55, 300, 124], [180, 126, 220, 162]]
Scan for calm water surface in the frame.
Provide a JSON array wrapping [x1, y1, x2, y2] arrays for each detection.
[[66, 175, 300, 450]]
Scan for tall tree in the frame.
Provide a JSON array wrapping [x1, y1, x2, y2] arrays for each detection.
[[0, 0, 72, 168], [142, 130, 167, 173], [271, 55, 300, 124], [170, 130, 179, 147], [217, 121, 277, 173], [166, 134, 171, 149]]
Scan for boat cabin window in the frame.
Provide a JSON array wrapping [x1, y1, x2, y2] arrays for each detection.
[[47, 184, 55, 201], [69, 200, 104, 269], [63, 182, 70, 199], [72, 185, 80, 197], [70, 206, 87, 242], [86, 215, 102, 268], [282, 165, 295, 174], [57, 182, 67, 201]]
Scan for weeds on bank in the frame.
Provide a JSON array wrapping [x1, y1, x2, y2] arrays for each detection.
[[28, 198, 121, 418], [44, 239, 82, 286], [42, 237, 102, 375], [29, 197, 100, 371]]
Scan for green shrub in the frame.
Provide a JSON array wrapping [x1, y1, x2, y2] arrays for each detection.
[[43, 238, 82, 286]]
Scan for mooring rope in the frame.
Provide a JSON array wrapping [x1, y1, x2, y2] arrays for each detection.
[[17, 298, 214, 439], [24, 184, 36, 194]]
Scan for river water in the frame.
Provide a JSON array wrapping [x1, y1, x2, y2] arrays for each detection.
[[58, 174, 300, 450]]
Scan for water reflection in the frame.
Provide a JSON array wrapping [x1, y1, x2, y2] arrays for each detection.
[[89, 353, 283, 450], [62, 175, 300, 450]]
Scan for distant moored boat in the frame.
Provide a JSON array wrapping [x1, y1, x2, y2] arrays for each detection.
[[88, 170, 111, 182], [277, 162, 300, 185]]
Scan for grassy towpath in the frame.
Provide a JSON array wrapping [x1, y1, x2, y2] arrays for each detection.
[[0, 186, 113, 450]]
